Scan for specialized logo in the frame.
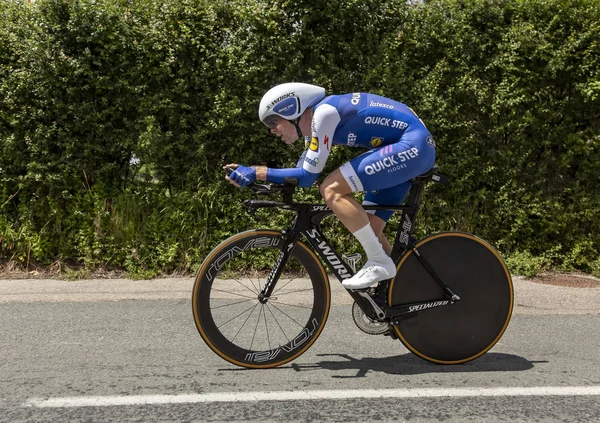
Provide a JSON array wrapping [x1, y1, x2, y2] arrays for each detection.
[[365, 147, 419, 175], [324, 135, 330, 151], [304, 156, 319, 167], [369, 101, 393, 109], [310, 137, 319, 152], [266, 92, 295, 110], [370, 137, 383, 147], [409, 300, 449, 313], [305, 229, 351, 279], [311, 205, 330, 212], [245, 318, 320, 363], [365, 116, 408, 130], [351, 93, 361, 105], [347, 132, 357, 146]]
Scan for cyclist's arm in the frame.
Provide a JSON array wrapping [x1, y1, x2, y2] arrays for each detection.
[[262, 104, 341, 187], [252, 165, 312, 186]]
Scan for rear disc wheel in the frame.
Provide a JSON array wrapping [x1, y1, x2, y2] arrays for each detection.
[[389, 232, 513, 364]]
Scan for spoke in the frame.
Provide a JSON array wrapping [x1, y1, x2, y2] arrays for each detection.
[[272, 275, 300, 295], [211, 288, 257, 301], [217, 303, 257, 330], [210, 298, 255, 310], [269, 302, 306, 329], [263, 304, 271, 351], [230, 304, 259, 343], [246, 273, 261, 296], [273, 288, 315, 296], [230, 276, 259, 295], [265, 303, 290, 343], [250, 305, 263, 351], [269, 300, 314, 310]]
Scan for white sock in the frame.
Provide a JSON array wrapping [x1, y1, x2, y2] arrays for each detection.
[[352, 224, 387, 261]]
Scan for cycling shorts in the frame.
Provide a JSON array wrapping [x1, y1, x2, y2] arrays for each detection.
[[339, 129, 436, 221]]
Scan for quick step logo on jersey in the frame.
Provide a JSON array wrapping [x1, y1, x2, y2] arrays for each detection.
[[351, 93, 361, 105], [365, 147, 419, 175], [365, 116, 408, 130]]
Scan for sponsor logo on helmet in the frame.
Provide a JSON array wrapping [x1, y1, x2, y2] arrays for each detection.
[[310, 137, 319, 152], [369, 101, 394, 109], [304, 156, 320, 167], [266, 92, 296, 110], [351, 93, 361, 105], [370, 137, 383, 147], [347, 132, 357, 146], [365, 116, 408, 130], [365, 147, 419, 175], [275, 97, 298, 117]]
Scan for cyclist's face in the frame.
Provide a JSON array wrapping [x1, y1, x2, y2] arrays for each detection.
[[269, 118, 298, 144]]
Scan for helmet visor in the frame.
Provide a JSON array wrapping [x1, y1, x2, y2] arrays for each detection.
[[262, 115, 281, 129]]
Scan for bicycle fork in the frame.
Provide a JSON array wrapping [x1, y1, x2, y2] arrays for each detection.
[[258, 230, 299, 303]]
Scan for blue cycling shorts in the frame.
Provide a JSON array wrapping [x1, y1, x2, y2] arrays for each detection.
[[339, 129, 436, 221]]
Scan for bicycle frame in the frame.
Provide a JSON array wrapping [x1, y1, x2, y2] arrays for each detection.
[[247, 170, 460, 324]]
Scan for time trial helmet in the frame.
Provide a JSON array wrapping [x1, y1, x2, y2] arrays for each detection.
[[258, 83, 325, 128]]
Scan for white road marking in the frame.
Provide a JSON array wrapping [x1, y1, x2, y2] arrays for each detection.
[[25, 386, 600, 408]]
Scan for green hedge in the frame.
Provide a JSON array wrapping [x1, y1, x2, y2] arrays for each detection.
[[1, 0, 599, 277]]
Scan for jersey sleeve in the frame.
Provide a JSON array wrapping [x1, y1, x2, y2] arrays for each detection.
[[302, 104, 340, 176], [266, 104, 341, 188]]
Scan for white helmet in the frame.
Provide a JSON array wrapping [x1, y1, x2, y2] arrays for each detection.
[[258, 83, 326, 127]]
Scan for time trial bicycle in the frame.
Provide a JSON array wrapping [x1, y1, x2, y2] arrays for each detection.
[[192, 167, 514, 368]]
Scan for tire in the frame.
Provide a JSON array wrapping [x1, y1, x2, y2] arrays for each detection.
[[192, 230, 330, 368], [388, 232, 513, 364]]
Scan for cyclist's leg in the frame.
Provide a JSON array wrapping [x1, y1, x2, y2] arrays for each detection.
[[335, 130, 435, 288], [364, 183, 413, 255], [368, 214, 391, 256], [320, 171, 396, 289], [319, 174, 369, 233]]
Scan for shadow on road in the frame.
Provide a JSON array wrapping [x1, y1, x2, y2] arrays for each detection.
[[286, 352, 543, 378]]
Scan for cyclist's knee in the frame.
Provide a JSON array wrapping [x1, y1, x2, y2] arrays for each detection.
[[320, 182, 342, 205], [320, 171, 351, 205]]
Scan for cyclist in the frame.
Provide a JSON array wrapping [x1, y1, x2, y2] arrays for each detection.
[[225, 82, 436, 289]]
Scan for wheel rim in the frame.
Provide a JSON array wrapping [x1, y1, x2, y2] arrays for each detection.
[[193, 231, 330, 368]]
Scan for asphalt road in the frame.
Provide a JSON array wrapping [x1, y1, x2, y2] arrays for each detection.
[[1, 277, 599, 422]]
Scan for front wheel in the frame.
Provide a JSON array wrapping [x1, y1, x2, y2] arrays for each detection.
[[388, 232, 514, 364], [192, 230, 330, 368]]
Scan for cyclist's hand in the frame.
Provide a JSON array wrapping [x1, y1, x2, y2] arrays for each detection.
[[225, 164, 256, 188]]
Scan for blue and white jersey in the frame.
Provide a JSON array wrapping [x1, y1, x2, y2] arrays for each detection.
[[266, 93, 433, 189], [302, 93, 429, 176]]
